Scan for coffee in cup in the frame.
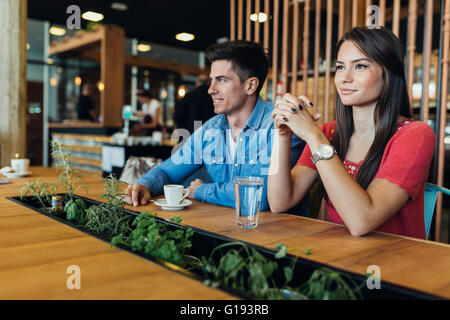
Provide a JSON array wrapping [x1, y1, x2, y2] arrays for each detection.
[[163, 185, 189, 205]]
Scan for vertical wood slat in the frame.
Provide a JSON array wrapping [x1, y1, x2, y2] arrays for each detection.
[[352, 0, 359, 27], [365, 0, 372, 25], [246, 0, 252, 41], [281, 0, 289, 95], [238, 0, 243, 39], [339, 0, 345, 39], [407, 0, 418, 107], [303, 0, 311, 96], [324, 0, 333, 123], [313, 0, 321, 107], [272, 0, 280, 102], [421, 0, 434, 122], [291, 0, 299, 96], [392, 0, 401, 37], [230, 0, 235, 41], [263, 0, 269, 100], [436, 0, 450, 241], [255, 0, 260, 43], [380, 0, 386, 26]]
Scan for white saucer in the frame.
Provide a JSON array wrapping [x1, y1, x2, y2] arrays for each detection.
[[3, 171, 31, 178], [153, 199, 192, 211]]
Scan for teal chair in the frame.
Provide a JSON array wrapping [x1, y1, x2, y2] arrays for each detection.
[[424, 183, 450, 239]]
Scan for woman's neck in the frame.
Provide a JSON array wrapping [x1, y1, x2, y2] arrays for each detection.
[[352, 103, 376, 138]]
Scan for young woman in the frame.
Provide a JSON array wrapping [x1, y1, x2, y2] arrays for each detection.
[[268, 26, 435, 239]]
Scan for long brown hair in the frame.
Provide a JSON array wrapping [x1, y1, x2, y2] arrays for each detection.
[[321, 26, 412, 195]]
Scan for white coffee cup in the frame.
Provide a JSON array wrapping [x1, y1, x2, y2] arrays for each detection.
[[164, 185, 189, 205], [11, 158, 30, 173]]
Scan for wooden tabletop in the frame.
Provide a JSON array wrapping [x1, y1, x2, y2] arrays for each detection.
[[1, 167, 449, 299]]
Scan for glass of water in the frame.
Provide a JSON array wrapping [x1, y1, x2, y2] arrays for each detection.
[[234, 176, 264, 229]]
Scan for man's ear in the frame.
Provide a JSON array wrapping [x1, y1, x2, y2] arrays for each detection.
[[245, 77, 259, 95]]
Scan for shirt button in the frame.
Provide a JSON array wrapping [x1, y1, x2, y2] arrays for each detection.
[[234, 163, 238, 167]]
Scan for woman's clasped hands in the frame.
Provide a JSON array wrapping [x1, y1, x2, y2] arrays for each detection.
[[271, 93, 322, 142]]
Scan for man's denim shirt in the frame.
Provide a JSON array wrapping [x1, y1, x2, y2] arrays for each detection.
[[136, 97, 306, 212]]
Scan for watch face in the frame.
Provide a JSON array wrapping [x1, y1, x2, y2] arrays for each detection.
[[320, 145, 334, 158]]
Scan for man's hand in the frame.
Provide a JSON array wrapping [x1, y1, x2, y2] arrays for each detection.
[[187, 179, 204, 199], [124, 183, 151, 207]]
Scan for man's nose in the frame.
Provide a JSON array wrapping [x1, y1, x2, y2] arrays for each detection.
[[208, 83, 217, 95]]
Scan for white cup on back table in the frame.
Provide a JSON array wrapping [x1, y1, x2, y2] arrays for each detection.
[[164, 184, 189, 205], [11, 158, 30, 173]]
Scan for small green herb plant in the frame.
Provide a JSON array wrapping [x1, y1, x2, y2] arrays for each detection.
[[20, 138, 87, 209], [111, 213, 194, 267]]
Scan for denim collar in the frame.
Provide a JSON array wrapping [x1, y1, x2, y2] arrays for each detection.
[[216, 97, 265, 131]]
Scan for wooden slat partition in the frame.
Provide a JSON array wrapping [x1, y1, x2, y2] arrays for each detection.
[[353, 0, 359, 27], [339, 0, 346, 39], [281, 0, 289, 95], [380, 0, 386, 26], [421, 0, 434, 122], [255, 0, 260, 43], [291, 0, 300, 96], [303, 0, 311, 96], [238, 0, 243, 39], [313, 0, 321, 107], [246, 0, 252, 41], [392, 0, 401, 37], [407, 0, 418, 107], [436, 0, 450, 241], [272, 0, 280, 101], [365, 0, 372, 24], [230, 0, 236, 40], [263, 0, 269, 100], [324, 0, 333, 123]]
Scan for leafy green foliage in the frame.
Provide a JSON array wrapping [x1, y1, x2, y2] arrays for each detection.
[[111, 212, 194, 267], [65, 198, 86, 225], [50, 138, 87, 202], [19, 178, 58, 208], [296, 268, 364, 300], [83, 174, 131, 239]]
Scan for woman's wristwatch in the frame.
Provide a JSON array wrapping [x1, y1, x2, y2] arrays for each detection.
[[311, 144, 337, 164]]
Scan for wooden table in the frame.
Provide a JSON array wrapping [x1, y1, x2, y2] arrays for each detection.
[[1, 167, 449, 299]]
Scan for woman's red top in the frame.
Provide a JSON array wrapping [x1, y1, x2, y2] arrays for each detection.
[[297, 119, 436, 239]]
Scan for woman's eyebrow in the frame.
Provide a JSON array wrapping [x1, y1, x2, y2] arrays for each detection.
[[336, 58, 372, 64]]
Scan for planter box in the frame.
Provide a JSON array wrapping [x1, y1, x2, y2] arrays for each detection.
[[8, 194, 441, 300]]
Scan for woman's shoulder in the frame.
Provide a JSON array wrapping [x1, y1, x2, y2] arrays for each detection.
[[394, 119, 435, 141]]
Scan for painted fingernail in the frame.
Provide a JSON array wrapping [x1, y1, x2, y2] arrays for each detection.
[[298, 104, 303, 110], [283, 117, 288, 121], [309, 102, 314, 107], [291, 108, 297, 113]]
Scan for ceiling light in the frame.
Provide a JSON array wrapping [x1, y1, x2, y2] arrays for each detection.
[[111, 2, 128, 11], [82, 11, 104, 22], [47, 58, 54, 64], [26, 43, 30, 50], [175, 33, 195, 42], [250, 12, 268, 23], [137, 43, 151, 52], [97, 81, 104, 91], [178, 86, 186, 98], [74, 76, 82, 86], [50, 78, 57, 86], [49, 26, 66, 36]]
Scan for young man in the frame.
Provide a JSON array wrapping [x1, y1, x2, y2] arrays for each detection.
[[125, 40, 307, 213]]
